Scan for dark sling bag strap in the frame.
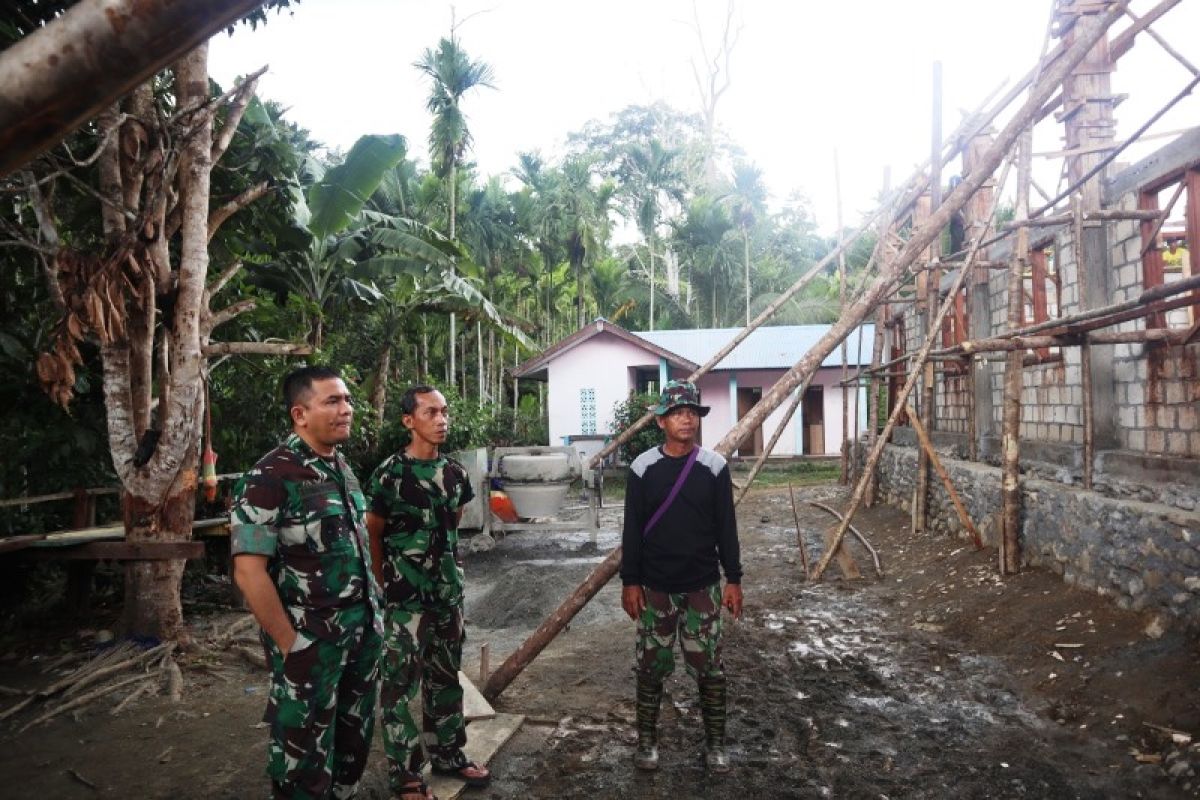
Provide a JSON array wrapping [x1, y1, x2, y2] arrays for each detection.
[[643, 446, 699, 537]]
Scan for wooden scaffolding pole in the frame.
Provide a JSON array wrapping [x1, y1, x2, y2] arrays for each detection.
[[916, 60, 944, 534], [905, 405, 983, 548], [837, 149, 851, 485], [810, 151, 1016, 581], [1001, 128, 1033, 576]]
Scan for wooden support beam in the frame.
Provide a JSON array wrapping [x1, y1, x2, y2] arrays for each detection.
[[905, 406, 983, 549], [25, 541, 206, 561]]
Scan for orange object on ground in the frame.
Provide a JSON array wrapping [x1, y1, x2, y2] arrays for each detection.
[[489, 490, 519, 523]]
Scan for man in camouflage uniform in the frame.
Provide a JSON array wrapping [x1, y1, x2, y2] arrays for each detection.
[[620, 380, 743, 774], [231, 366, 384, 800], [366, 385, 490, 798]]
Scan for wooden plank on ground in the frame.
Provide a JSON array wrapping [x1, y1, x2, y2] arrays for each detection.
[[459, 671, 495, 721], [426, 712, 524, 800]]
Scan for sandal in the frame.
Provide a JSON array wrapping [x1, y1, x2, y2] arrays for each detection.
[[395, 771, 437, 800], [431, 752, 491, 787]]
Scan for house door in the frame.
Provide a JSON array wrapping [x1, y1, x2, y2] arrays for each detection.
[[736, 387, 763, 457], [802, 387, 825, 455]]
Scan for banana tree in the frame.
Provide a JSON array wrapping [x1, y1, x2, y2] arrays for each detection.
[[250, 133, 410, 348]]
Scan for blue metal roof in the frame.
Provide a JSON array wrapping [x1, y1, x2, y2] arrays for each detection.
[[636, 324, 876, 370]]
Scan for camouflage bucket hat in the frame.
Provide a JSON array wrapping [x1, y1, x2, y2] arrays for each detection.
[[651, 379, 710, 417]]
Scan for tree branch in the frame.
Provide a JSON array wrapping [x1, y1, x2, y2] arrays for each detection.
[[206, 260, 244, 298], [206, 299, 256, 333], [210, 66, 267, 165], [207, 181, 271, 241], [202, 341, 313, 357]]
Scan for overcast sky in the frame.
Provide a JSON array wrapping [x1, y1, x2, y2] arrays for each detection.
[[209, 0, 1200, 234]]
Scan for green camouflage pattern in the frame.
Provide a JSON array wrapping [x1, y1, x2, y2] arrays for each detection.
[[365, 453, 474, 608], [230, 433, 384, 644], [262, 623, 383, 799], [650, 379, 710, 417], [636, 582, 724, 682], [379, 602, 467, 786], [367, 452, 474, 783]]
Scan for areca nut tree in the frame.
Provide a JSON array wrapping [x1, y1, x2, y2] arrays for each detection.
[[415, 35, 495, 391]]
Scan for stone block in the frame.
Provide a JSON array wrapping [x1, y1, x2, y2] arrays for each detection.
[[1147, 430, 1166, 452], [1169, 432, 1190, 455], [1127, 429, 1145, 450], [1127, 383, 1144, 405], [1118, 406, 1136, 427]]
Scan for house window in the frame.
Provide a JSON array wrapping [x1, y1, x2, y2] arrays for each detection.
[[580, 387, 596, 435], [1140, 168, 1198, 329], [1021, 242, 1061, 360]]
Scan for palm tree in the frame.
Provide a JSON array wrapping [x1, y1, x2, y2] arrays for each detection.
[[549, 157, 615, 329], [415, 35, 495, 390], [672, 194, 735, 326], [727, 162, 767, 325], [619, 140, 684, 330]]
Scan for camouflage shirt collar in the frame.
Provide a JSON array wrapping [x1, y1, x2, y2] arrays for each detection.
[[284, 432, 346, 477]]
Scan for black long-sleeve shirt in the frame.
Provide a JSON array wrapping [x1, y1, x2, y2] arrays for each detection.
[[620, 445, 742, 592]]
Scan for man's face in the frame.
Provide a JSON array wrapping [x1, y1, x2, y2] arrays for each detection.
[[403, 389, 450, 448], [656, 405, 700, 444], [292, 377, 354, 450]]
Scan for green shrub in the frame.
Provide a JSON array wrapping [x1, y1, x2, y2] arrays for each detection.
[[610, 391, 664, 464]]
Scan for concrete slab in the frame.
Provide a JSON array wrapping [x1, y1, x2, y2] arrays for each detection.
[[426, 712, 524, 799]]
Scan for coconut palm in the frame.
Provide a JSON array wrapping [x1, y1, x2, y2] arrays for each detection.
[[727, 162, 768, 325]]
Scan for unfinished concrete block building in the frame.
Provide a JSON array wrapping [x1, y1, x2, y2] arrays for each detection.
[[865, 1, 1199, 624]]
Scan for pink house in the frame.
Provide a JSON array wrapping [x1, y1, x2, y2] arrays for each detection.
[[511, 319, 873, 460]]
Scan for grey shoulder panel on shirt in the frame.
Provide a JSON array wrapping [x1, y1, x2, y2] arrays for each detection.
[[630, 448, 665, 478], [696, 447, 727, 478]]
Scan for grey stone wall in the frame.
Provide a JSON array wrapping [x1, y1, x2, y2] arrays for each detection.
[[872, 443, 1200, 624]]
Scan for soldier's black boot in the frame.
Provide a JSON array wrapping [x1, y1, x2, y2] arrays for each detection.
[[699, 675, 730, 773], [634, 674, 663, 771]]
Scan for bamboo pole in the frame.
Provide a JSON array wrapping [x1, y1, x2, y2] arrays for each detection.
[[904, 405, 983, 549], [1072, 194, 1096, 490], [788, 483, 811, 580], [808, 501, 883, 578]]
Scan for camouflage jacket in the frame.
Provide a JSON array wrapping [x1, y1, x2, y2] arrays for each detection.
[[231, 433, 384, 644], [366, 452, 475, 608]]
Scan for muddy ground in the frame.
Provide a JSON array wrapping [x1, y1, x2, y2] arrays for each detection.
[[0, 482, 1197, 799]]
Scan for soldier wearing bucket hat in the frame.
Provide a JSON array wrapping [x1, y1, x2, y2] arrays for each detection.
[[620, 379, 742, 774], [648, 379, 711, 417]]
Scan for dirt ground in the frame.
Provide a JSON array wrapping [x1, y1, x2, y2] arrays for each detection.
[[1, 481, 1197, 799]]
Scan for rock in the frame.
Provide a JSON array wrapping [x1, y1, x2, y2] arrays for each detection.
[[468, 533, 497, 553], [1168, 760, 1192, 778], [760, 515, 770, 523], [1143, 614, 1169, 640], [1185, 576, 1200, 593], [95, 629, 114, 644]]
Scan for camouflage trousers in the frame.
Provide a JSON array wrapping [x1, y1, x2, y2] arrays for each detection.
[[262, 622, 382, 800], [635, 582, 724, 683], [381, 600, 467, 790]]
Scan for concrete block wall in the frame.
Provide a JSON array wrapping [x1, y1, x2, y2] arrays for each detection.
[[1107, 192, 1200, 457]]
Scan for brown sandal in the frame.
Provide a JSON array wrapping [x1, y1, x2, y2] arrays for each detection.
[[395, 772, 436, 800]]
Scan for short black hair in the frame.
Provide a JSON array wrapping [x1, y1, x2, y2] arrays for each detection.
[[399, 384, 439, 416], [282, 366, 342, 415]]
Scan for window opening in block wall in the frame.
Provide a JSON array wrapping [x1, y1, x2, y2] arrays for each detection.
[[1022, 242, 1061, 360], [1140, 168, 1197, 329], [939, 286, 970, 374]]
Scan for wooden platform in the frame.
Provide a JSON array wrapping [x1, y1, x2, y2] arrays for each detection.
[[426, 712, 524, 799]]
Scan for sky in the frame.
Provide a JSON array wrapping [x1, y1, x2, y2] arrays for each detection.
[[209, 0, 1200, 234]]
